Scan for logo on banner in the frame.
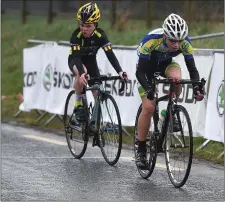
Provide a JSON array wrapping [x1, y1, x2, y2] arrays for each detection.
[[104, 74, 136, 97], [217, 79, 224, 116], [43, 64, 53, 91]]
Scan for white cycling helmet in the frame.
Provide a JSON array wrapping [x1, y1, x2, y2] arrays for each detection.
[[162, 13, 188, 40]]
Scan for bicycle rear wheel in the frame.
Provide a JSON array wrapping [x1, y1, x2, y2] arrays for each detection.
[[63, 90, 89, 159], [165, 105, 193, 188], [134, 104, 157, 179], [97, 93, 122, 166]]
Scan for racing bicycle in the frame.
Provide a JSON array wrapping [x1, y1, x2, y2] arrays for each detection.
[[134, 76, 206, 188], [64, 74, 127, 166]]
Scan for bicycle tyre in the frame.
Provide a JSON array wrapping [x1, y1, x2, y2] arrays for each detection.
[[165, 104, 193, 188], [134, 104, 157, 179], [97, 93, 122, 166], [63, 90, 88, 159]]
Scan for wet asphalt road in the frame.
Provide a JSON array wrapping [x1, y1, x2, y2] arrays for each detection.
[[1, 123, 224, 201]]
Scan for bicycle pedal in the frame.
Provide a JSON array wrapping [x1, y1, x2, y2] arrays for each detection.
[[71, 125, 83, 132], [157, 148, 165, 153], [92, 138, 100, 148], [89, 126, 97, 136]]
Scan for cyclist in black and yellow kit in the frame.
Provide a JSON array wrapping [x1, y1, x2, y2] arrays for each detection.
[[68, 2, 127, 134], [135, 13, 204, 169]]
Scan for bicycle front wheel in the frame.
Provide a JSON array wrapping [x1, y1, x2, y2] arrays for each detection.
[[165, 105, 193, 188], [97, 93, 122, 166], [64, 90, 88, 159]]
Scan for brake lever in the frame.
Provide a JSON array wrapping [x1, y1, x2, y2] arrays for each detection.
[[200, 78, 207, 95], [201, 78, 206, 86], [119, 73, 128, 93]]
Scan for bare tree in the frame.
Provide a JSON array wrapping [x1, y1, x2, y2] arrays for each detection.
[[146, 0, 153, 28], [47, 0, 53, 24], [184, 0, 196, 23], [111, 0, 117, 28], [21, 0, 26, 24]]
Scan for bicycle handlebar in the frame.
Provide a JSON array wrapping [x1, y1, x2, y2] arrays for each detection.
[[86, 74, 128, 93], [155, 78, 206, 86]]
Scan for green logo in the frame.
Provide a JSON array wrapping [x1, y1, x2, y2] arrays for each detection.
[[43, 64, 53, 92], [217, 80, 224, 116]]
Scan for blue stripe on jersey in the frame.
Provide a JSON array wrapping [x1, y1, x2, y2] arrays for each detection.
[[139, 54, 149, 59], [185, 36, 192, 45], [184, 54, 193, 59]]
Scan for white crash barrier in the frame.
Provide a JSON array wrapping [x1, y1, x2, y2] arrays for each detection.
[[19, 44, 223, 143], [205, 53, 224, 143]]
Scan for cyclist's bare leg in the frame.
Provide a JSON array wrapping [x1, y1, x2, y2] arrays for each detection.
[[72, 65, 88, 108], [73, 65, 87, 94], [166, 66, 182, 97], [138, 98, 156, 141]]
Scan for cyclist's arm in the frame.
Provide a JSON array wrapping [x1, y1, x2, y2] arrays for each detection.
[[185, 58, 200, 80], [181, 37, 200, 80], [136, 58, 151, 91], [97, 29, 122, 73], [70, 32, 84, 75], [102, 43, 122, 73], [136, 38, 154, 91]]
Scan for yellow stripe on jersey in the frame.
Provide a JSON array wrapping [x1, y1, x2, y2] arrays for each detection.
[[77, 32, 82, 39], [73, 45, 80, 51], [139, 38, 162, 56], [180, 40, 193, 56], [94, 30, 102, 38], [104, 45, 111, 51]]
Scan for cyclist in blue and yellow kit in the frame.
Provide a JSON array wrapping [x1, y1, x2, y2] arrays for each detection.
[[135, 13, 204, 169]]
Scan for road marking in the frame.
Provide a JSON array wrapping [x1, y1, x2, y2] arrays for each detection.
[[22, 135, 185, 171], [120, 156, 185, 170], [23, 135, 67, 146]]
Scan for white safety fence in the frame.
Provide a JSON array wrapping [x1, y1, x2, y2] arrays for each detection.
[[16, 40, 224, 158]]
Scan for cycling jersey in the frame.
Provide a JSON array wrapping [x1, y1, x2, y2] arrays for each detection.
[[68, 27, 122, 76], [136, 28, 200, 91], [137, 28, 194, 62]]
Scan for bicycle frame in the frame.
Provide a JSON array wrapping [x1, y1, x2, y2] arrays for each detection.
[[81, 75, 127, 134], [82, 83, 104, 132], [152, 77, 206, 150]]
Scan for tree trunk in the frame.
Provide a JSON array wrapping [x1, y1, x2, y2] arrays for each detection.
[[47, 0, 53, 24], [146, 0, 152, 28], [184, 0, 195, 23], [111, 0, 117, 29], [21, 0, 26, 24]]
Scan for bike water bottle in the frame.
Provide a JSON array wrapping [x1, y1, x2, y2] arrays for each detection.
[[158, 109, 167, 131]]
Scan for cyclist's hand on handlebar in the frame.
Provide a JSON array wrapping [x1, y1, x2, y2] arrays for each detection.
[[79, 73, 89, 86], [193, 85, 204, 101], [119, 71, 128, 80], [146, 88, 154, 100]]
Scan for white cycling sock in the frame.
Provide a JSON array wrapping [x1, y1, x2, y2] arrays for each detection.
[[75, 94, 85, 107]]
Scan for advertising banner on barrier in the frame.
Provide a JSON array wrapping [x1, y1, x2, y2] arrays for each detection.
[[96, 48, 214, 136], [20, 44, 216, 138], [21, 44, 73, 115], [205, 53, 224, 143]]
